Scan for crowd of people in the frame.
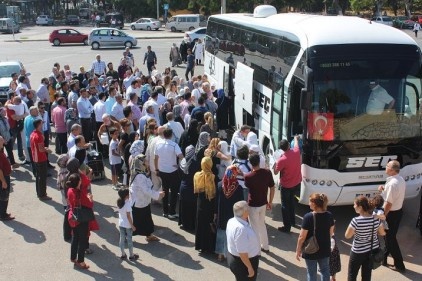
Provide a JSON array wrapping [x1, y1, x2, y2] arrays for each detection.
[[0, 49, 415, 280]]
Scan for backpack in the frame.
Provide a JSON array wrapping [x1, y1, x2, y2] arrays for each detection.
[[232, 158, 252, 174]]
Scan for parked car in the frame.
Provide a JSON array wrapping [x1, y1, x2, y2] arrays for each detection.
[[130, 18, 161, 31], [0, 61, 24, 104], [0, 18, 19, 33], [411, 15, 422, 24], [88, 28, 137, 49], [371, 16, 393, 26], [184, 27, 206, 43], [393, 16, 414, 29], [166, 14, 207, 32], [99, 13, 124, 29], [36, 15, 54, 26], [66, 15, 80, 25], [49, 28, 88, 46]]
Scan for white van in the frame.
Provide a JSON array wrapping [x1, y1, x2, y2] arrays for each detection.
[[0, 18, 20, 33], [166, 14, 207, 32]]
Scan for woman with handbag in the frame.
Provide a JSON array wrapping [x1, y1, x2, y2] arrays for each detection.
[[67, 173, 93, 269], [296, 193, 334, 281], [345, 195, 386, 281]]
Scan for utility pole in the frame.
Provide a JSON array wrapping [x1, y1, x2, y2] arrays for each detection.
[[157, 0, 160, 20], [221, 0, 226, 14]]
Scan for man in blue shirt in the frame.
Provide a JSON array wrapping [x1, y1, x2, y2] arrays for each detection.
[[77, 88, 93, 142], [185, 48, 195, 80], [23, 106, 41, 172]]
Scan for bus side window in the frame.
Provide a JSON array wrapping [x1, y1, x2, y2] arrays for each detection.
[[404, 79, 420, 116]]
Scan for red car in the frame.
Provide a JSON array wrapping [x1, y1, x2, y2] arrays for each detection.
[[49, 28, 88, 46]]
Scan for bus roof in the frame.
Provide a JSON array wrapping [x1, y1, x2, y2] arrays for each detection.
[[210, 13, 417, 48]]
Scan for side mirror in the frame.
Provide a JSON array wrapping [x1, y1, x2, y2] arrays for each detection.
[[300, 88, 311, 110]]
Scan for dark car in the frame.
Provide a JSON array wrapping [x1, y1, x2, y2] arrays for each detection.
[[394, 16, 414, 29], [99, 13, 124, 29], [49, 28, 88, 46], [66, 15, 80, 25]]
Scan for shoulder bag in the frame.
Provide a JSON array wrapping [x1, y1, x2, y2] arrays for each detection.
[[302, 212, 320, 254], [370, 218, 386, 270], [71, 190, 95, 223]]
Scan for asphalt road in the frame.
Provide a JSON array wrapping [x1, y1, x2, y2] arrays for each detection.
[[0, 28, 421, 281]]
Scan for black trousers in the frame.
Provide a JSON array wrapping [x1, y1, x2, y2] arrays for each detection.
[[71, 221, 89, 263], [185, 67, 194, 80], [56, 132, 68, 155], [80, 118, 92, 142], [227, 252, 260, 281], [0, 175, 11, 218], [159, 170, 180, 215], [385, 208, 405, 269], [5, 137, 16, 165], [147, 62, 154, 75], [35, 161, 48, 198], [43, 131, 51, 163], [280, 184, 299, 230], [347, 250, 372, 281], [27, 146, 36, 176]]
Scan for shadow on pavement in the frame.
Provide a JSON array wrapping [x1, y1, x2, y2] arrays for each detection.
[[3, 220, 46, 244]]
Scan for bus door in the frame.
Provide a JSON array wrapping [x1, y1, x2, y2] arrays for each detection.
[[289, 78, 305, 138], [234, 62, 254, 129]]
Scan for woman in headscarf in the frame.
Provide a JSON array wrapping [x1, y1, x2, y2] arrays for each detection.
[[194, 157, 217, 253], [172, 104, 185, 129], [179, 119, 199, 155], [215, 89, 229, 140], [161, 101, 172, 125], [178, 145, 197, 232], [217, 140, 232, 180], [123, 132, 138, 185], [66, 158, 99, 254], [169, 43, 181, 67], [195, 131, 210, 159], [215, 165, 244, 261], [129, 154, 164, 242]]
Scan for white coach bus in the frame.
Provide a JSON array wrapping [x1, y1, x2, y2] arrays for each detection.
[[204, 5, 422, 205]]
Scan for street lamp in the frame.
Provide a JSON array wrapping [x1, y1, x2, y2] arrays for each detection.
[[157, 0, 160, 20]]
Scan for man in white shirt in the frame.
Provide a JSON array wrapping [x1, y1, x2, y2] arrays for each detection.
[[91, 54, 107, 77], [67, 81, 79, 106], [122, 69, 136, 91], [366, 81, 395, 115], [139, 105, 156, 136], [226, 200, 260, 281], [142, 91, 161, 125], [230, 125, 251, 157], [378, 160, 406, 272], [165, 112, 184, 144], [154, 127, 184, 219], [36, 78, 50, 108], [155, 86, 167, 108], [125, 79, 141, 100], [67, 124, 82, 150], [111, 94, 125, 121]]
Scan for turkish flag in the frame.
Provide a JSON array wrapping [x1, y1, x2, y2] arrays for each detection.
[[307, 112, 334, 141]]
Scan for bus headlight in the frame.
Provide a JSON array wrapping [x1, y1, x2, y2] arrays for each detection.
[[311, 179, 318, 185], [319, 180, 325, 186], [411, 175, 416, 180]]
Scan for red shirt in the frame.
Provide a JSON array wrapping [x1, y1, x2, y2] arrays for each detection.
[[67, 173, 95, 228], [6, 107, 17, 129], [276, 146, 302, 188], [30, 130, 47, 163], [244, 168, 275, 207], [0, 150, 12, 176]]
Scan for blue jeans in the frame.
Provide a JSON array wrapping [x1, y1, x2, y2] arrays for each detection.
[[305, 257, 330, 281], [119, 227, 134, 256]]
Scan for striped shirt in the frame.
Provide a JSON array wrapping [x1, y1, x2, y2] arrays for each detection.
[[349, 216, 380, 253]]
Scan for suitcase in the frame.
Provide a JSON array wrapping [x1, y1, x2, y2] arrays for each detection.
[[87, 141, 105, 181]]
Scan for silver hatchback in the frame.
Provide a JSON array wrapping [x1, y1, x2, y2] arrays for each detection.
[[88, 28, 138, 49]]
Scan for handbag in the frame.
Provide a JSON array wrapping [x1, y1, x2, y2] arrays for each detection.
[[71, 191, 95, 223], [302, 212, 320, 254], [370, 218, 386, 270]]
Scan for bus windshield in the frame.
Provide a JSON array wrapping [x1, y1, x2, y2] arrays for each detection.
[[308, 45, 422, 141]]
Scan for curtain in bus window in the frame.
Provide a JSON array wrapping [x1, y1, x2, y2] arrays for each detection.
[[307, 112, 334, 141]]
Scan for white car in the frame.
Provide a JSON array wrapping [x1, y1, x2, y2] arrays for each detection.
[[36, 15, 54, 26], [371, 16, 393, 26], [184, 27, 206, 43], [130, 18, 161, 31]]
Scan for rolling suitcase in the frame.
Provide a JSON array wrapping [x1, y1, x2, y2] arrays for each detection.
[[87, 141, 105, 181]]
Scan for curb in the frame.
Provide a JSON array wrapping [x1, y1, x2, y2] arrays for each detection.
[[4, 35, 184, 43]]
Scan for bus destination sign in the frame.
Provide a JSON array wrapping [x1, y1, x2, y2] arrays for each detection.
[[319, 62, 351, 68]]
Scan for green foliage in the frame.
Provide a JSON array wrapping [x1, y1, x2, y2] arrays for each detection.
[[350, 0, 373, 12]]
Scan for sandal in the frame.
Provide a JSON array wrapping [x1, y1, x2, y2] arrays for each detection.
[[146, 235, 160, 242], [129, 254, 139, 261], [74, 262, 90, 270], [120, 254, 127, 260]]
